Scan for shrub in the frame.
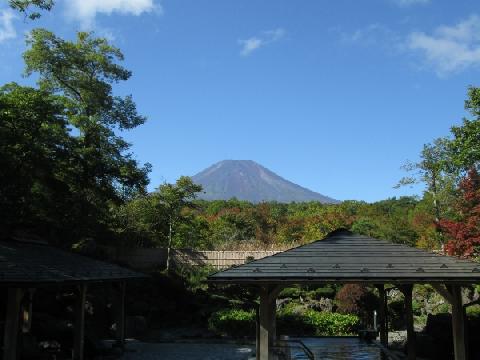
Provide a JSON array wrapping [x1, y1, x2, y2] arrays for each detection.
[[278, 287, 302, 299], [304, 310, 359, 336], [307, 286, 336, 300], [467, 305, 480, 318], [208, 309, 255, 337], [209, 306, 360, 338]]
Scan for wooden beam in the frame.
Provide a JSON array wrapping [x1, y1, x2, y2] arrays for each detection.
[[3, 288, 24, 360], [400, 285, 416, 360], [73, 283, 88, 360], [431, 284, 453, 304], [449, 285, 467, 360], [376, 284, 388, 347]]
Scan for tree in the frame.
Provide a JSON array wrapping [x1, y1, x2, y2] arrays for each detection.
[[440, 169, 480, 257], [155, 177, 202, 272], [9, 0, 54, 19], [23, 29, 150, 228], [396, 138, 450, 241], [0, 83, 72, 237]]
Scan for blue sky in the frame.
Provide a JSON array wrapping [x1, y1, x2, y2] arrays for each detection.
[[0, 0, 479, 202]]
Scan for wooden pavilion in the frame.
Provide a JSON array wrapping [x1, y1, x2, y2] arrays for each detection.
[[208, 229, 480, 360], [0, 238, 146, 360]]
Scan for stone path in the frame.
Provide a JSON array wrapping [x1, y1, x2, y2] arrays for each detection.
[[121, 342, 254, 360]]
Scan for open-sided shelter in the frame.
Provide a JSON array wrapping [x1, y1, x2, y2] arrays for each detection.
[[0, 238, 146, 360], [208, 229, 480, 360]]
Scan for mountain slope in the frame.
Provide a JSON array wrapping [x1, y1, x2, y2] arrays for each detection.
[[191, 160, 338, 203]]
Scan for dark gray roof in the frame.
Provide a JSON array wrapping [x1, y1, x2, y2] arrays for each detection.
[[0, 240, 146, 286], [208, 230, 480, 285]]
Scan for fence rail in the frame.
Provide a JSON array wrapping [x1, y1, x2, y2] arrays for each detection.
[[109, 247, 280, 270]]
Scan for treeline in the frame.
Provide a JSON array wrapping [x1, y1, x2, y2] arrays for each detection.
[[118, 194, 424, 250]]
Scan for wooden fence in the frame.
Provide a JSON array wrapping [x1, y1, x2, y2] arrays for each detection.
[[111, 248, 280, 270]]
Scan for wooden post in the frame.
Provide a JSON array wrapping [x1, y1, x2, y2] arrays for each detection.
[[269, 298, 276, 346], [401, 285, 416, 360], [450, 285, 467, 360], [255, 305, 260, 360], [376, 284, 388, 347], [3, 288, 24, 360], [259, 287, 271, 360], [116, 282, 126, 348], [22, 289, 35, 334], [73, 283, 88, 360]]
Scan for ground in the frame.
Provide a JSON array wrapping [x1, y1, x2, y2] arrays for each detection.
[[120, 342, 254, 360]]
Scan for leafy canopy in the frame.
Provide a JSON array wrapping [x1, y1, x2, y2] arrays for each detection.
[[9, 0, 54, 19]]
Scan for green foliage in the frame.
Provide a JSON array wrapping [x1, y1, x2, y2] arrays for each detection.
[[308, 286, 336, 299], [9, 0, 54, 19], [208, 306, 359, 338], [208, 309, 255, 337], [278, 287, 302, 299], [0, 28, 150, 245], [302, 310, 359, 336], [466, 305, 480, 318]]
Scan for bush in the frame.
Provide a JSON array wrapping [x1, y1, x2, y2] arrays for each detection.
[[209, 306, 360, 338], [304, 310, 359, 336], [278, 287, 302, 299], [208, 309, 255, 337], [307, 286, 336, 300], [467, 305, 480, 318]]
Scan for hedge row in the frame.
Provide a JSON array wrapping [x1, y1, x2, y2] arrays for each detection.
[[208, 306, 359, 337]]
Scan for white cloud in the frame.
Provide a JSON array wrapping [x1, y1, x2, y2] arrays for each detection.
[[65, 0, 160, 28], [392, 0, 430, 7], [239, 28, 286, 56], [0, 9, 17, 43], [344, 24, 398, 45], [407, 15, 480, 75]]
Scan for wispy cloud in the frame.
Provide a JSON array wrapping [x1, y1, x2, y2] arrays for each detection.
[[65, 0, 161, 29], [239, 28, 286, 56], [0, 9, 17, 43], [407, 15, 480, 75], [342, 24, 399, 46], [392, 0, 430, 7]]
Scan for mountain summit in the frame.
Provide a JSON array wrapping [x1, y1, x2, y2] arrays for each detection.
[[191, 160, 338, 203]]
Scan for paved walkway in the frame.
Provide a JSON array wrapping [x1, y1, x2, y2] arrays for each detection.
[[121, 342, 254, 360]]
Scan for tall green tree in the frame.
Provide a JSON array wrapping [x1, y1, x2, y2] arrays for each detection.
[[23, 29, 150, 220], [155, 177, 202, 271], [449, 86, 480, 172], [396, 138, 451, 244]]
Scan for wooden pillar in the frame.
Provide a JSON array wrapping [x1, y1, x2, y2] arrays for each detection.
[[450, 285, 467, 360], [73, 283, 88, 360], [3, 288, 24, 360], [401, 285, 416, 360], [269, 298, 277, 346], [116, 282, 126, 348], [432, 284, 468, 360], [21, 289, 35, 334], [255, 306, 260, 360], [259, 287, 271, 360], [376, 284, 388, 347]]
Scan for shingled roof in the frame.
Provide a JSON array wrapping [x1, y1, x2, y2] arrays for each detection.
[[0, 240, 146, 286], [208, 230, 480, 285]]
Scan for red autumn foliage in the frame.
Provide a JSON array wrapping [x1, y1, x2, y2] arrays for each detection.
[[439, 169, 480, 257]]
